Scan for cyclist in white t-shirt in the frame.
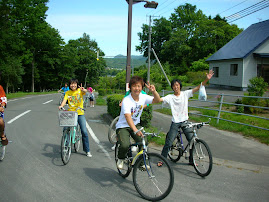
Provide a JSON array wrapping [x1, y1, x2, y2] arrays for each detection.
[[159, 69, 214, 165], [116, 76, 161, 169]]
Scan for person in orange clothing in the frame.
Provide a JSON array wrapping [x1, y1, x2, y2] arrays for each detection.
[[0, 83, 8, 146]]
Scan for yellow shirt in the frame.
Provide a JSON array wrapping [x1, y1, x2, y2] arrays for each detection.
[[64, 88, 85, 115]]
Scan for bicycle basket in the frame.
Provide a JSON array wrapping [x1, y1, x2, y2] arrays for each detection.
[[58, 111, 78, 127]]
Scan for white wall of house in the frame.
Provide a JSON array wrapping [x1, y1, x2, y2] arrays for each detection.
[[243, 55, 257, 88], [209, 59, 243, 88], [254, 39, 269, 53], [243, 39, 269, 87]]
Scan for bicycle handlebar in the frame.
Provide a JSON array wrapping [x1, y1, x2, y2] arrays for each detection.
[[59, 106, 85, 112]]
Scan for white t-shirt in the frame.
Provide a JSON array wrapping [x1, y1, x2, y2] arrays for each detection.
[[116, 93, 154, 129], [162, 90, 193, 123]]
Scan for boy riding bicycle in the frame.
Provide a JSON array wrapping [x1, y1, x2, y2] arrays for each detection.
[[116, 76, 161, 169], [159, 69, 214, 165]]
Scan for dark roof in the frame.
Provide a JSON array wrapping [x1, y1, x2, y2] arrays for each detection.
[[207, 19, 269, 61]]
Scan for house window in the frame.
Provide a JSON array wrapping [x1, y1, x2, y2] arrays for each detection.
[[230, 64, 238, 76], [213, 67, 219, 77]]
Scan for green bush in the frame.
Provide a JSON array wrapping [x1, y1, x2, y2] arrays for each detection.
[[107, 94, 153, 127], [140, 105, 153, 128], [106, 89, 113, 95], [186, 71, 207, 85], [98, 89, 106, 96], [242, 97, 262, 114], [107, 94, 124, 118], [235, 98, 244, 113], [247, 77, 268, 96]]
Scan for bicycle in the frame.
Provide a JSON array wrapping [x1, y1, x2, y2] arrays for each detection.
[[108, 116, 119, 145], [59, 92, 65, 105], [0, 140, 6, 161], [115, 127, 174, 201], [168, 119, 213, 177], [58, 107, 82, 165]]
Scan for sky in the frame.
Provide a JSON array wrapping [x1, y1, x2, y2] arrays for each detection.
[[46, 0, 269, 57]]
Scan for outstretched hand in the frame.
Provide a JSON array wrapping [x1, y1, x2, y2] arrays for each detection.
[[145, 81, 156, 92], [206, 69, 214, 80]]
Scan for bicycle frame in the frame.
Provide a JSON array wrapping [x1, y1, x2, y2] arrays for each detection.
[[64, 125, 78, 144]]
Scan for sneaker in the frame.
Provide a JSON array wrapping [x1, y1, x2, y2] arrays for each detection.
[[140, 164, 150, 170], [117, 159, 124, 170], [111, 144, 116, 150], [131, 146, 138, 152], [86, 152, 92, 157]]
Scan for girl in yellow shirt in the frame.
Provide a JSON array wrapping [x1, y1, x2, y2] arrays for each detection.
[[59, 79, 92, 157]]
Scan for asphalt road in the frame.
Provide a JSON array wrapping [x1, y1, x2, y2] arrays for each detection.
[[0, 93, 268, 201]]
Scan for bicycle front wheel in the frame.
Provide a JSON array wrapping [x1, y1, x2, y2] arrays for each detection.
[[133, 153, 174, 201], [61, 129, 71, 165], [0, 146, 6, 161], [168, 135, 182, 162], [191, 139, 213, 177], [115, 142, 132, 178], [59, 95, 64, 105], [108, 116, 119, 144], [73, 125, 81, 153]]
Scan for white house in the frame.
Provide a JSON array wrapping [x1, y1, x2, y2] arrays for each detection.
[[206, 19, 269, 91]]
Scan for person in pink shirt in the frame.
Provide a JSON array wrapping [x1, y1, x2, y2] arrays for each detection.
[[86, 84, 95, 107]]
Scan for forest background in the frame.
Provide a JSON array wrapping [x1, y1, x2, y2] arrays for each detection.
[[0, 1, 243, 93]]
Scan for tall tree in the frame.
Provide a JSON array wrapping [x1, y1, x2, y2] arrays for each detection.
[[0, 0, 25, 93]]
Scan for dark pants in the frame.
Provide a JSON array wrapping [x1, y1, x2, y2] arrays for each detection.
[[161, 121, 194, 160], [116, 124, 147, 159]]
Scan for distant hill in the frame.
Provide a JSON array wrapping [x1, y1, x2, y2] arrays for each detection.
[[104, 55, 147, 69]]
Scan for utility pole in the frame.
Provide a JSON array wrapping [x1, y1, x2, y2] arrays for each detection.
[[147, 15, 159, 83], [147, 15, 152, 83]]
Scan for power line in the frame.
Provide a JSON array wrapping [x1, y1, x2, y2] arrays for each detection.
[[226, 0, 269, 23], [219, 0, 250, 15]]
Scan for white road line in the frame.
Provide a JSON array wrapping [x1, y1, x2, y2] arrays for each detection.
[[43, 100, 53, 104], [7, 110, 31, 124], [86, 122, 111, 160]]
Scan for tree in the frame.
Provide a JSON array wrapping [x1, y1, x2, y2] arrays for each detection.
[[136, 3, 242, 75], [0, 0, 25, 93]]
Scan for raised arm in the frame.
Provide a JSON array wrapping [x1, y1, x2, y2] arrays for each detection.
[[145, 82, 161, 103], [192, 69, 214, 94]]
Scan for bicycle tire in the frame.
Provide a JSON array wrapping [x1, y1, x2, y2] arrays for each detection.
[[0, 146, 6, 161], [61, 129, 71, 165], [133, 153, 174, 201], [59, 94, 64, 105], [168, 135, 183, 162], [73, 125, 81, 153], [191, 139, 213, 177], [108, 116, 119, 144], [84, 97, 89, 108], [115, 142, 132, 178]]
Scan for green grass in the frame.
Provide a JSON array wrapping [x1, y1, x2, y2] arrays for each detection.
[[155, 107, 269, 145], [95, 96, 107, 105], [6, 91, 57, 99]]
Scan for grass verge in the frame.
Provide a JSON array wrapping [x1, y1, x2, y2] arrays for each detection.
[[155, 107, 269, 145], [6, 91, 57, 99]]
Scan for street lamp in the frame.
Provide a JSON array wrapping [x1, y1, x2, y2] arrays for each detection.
[[125, 0, 158, 91]]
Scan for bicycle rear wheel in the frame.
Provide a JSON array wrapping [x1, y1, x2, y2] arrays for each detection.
[[73, 126, 81, 153], [108, 116, 119, 144], [191, 139, 213, 177], [61, 129, 71, 165], [133, 153, 174, 201], [168, 135, 183, 162], [0, 146, 6, 161], [115, 142, 132, 178]]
